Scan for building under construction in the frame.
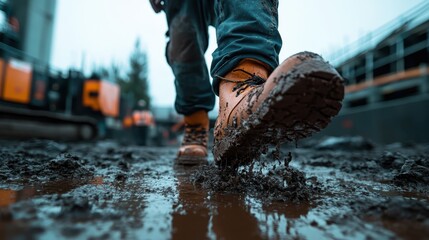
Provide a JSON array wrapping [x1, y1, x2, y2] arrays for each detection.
[[322, 1, 429, 144], [1, 0, 56, 65]]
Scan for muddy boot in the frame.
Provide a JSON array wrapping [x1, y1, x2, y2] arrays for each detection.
[[176, 110, 209, 165], [214, 52, 344, 167]]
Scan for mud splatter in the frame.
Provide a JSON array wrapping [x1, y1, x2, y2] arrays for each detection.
[[192, 150, 318, 203]]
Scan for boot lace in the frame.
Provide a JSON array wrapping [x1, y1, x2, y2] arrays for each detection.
[[217, 69, 266, 96], [183, 124, 208, 147]]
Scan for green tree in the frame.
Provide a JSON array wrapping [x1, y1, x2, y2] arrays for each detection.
[[116, 39, 151, 110]]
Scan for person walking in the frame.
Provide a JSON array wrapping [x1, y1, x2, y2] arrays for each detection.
[[149, 0, 344, 166]]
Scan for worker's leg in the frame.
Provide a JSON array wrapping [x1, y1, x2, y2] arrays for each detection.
[[210, 0, 344, 166], [164, 0, 216, 115], [211, 0, 282, 95], [164, 0, 216, 165]]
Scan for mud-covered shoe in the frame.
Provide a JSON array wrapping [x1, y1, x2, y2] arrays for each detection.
[[214, 52, 345, 167], [176, 110, 209, 165]]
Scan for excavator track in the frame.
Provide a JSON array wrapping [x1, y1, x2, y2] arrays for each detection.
[[0, 105, 98, 141]]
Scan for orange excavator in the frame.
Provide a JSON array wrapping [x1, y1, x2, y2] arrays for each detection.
[[0, 43, 121, 140]]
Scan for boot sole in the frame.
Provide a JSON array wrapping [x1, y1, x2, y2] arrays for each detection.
[[214, 59, 345, 167]]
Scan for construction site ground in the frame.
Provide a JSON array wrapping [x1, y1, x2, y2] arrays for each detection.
[[0, 137, 428, 239]]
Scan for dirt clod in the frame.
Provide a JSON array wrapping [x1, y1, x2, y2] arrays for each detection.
[[379, 151, 407, 169], [394, 160, 429, 184]]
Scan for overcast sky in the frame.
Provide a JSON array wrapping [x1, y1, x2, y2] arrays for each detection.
[[51, 0, 425, 110]]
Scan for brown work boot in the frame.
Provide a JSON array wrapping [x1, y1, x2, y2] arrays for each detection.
[[214, 52, 344, 167], [176, 110, 209, 165]]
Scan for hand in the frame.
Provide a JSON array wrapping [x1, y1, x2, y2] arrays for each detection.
[[149, 0, 164, 13]]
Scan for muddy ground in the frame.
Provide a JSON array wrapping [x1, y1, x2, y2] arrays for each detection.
[[0, 137, 428, 240]]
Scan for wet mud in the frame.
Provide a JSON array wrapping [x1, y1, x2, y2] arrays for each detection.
[[0, 138, 428, 239], [191, 151, 316, 203]]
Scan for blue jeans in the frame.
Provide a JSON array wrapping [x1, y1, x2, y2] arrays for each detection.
[[164, 0, 282, 115]]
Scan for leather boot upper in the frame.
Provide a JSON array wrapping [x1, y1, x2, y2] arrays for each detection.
[[214, 53, 323, 141], [215, 59, 269, 140]]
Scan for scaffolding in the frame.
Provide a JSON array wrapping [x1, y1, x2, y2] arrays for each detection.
[[330, 1, 429, 111]]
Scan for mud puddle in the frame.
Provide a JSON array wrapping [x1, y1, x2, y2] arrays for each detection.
[[0, 138, 428, 239]]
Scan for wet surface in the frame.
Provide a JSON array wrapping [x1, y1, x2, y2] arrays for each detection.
[[0, 138, 428, 239]]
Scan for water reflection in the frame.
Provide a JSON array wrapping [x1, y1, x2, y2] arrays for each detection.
[[246, 196, 312, 239], [0, 177, 105, 239], [173, 165, 210, 239], [210, 194, 261, 239], [0, 177, 103, 207], [172, 165, 317, 239], [173, 165, 262, 239]]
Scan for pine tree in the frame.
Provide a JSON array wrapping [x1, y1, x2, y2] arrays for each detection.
[[116, 39, 151, 110]]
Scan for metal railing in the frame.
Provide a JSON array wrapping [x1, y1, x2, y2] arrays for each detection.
[[328, 1, 429, 66]]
